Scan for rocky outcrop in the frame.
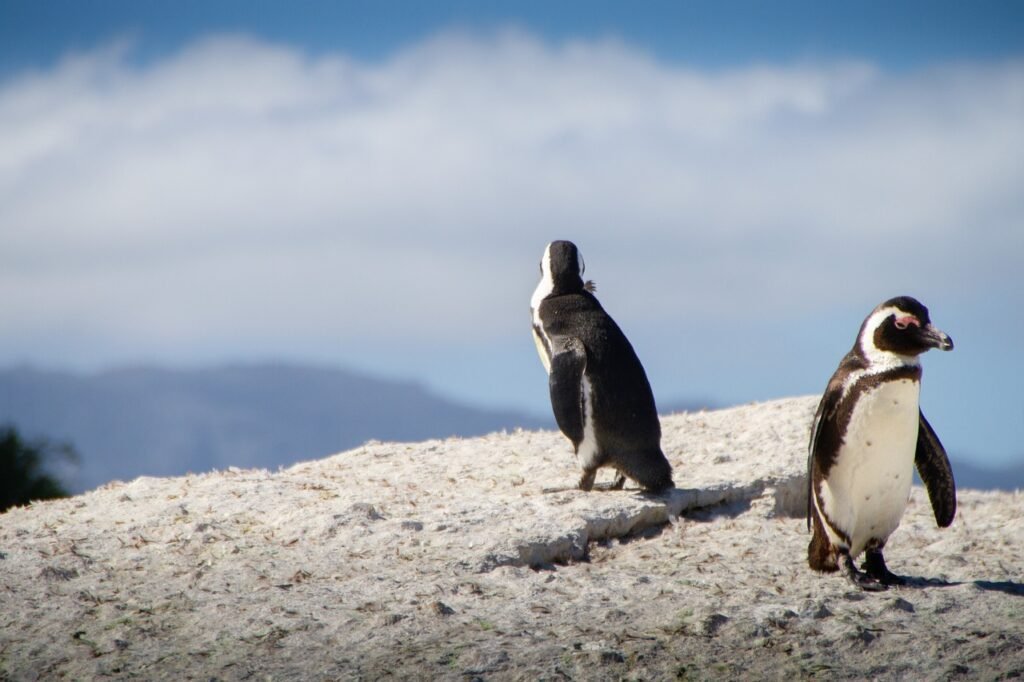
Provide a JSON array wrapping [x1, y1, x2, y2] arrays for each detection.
[[2, 396, 1021, 680]]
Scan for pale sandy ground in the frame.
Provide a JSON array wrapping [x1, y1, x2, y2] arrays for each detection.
[[1, 396, 1022, 680]]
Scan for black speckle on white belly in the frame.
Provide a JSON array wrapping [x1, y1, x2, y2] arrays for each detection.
[[819, 379, 921, 556]]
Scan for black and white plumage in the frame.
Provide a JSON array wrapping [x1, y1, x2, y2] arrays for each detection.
[[807, 296, 956, 590], [530, 240, 673, 493]]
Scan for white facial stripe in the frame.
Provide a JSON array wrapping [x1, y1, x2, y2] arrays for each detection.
[[859, 305, 920, 371]]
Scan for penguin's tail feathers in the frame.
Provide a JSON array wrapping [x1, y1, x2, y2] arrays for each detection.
[[615, 449, 674, 493]]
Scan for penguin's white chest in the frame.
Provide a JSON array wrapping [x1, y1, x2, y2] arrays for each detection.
[[820, 379, 920, 557]]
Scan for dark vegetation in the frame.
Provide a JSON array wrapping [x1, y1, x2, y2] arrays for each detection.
[[0, 425, 75, 512]]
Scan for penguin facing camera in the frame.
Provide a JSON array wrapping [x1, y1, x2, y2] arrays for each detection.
[[807, 296, 956, 591], [530, 240, 674, 493]]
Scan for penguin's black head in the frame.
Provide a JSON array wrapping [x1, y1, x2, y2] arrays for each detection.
[[861, 295, 954, 359], [541, 240, 587, 293]]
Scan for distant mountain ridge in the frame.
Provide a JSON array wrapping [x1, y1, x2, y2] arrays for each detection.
[[941, 459, 1024, 493], [0, 364, 552, 492], [0, 364, 1018, 494]]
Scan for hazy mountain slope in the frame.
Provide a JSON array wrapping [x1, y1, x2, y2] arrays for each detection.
[[0, 364, 551, 492], [945, 459, 1024, 492], [1, 365, 1018, 495]]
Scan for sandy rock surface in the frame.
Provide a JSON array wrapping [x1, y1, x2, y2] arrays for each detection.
[[1, 396, 1022, 680]]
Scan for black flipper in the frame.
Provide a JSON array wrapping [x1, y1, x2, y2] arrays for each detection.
[[548, 337, 587, 447], [915, 410, 957, 528]]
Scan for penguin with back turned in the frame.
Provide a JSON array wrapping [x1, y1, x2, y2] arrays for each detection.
[[807, 296, 956, 590], [530, 240, 673, 493]]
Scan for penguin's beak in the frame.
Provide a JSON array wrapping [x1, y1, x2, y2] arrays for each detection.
[[920, 323, 954, 351]]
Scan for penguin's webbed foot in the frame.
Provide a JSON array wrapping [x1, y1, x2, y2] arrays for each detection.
[[863, 549, 906, 586], [610, 472, 626, 490], [841, 553, 888, 592]]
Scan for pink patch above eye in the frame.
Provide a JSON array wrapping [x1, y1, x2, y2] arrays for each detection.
[[894, 315, 920, 330]]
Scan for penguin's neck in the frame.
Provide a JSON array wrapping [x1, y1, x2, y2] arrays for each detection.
[[858, 337, 921, 373], [531, 276, 584, 310]]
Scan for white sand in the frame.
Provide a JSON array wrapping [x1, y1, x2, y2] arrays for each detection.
[[1, 396, 1021, 679]]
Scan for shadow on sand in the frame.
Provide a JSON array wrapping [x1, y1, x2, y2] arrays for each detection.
[[864, 576, 1024, 596], [971, 580, 1024, 596]]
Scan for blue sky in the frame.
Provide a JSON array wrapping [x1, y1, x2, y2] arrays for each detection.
[[4, 1, 1024, 71], [1, 1, 1022, 467]]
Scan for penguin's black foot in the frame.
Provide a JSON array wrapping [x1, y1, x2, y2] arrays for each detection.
[[841, 553, 888, 592], [577, 469, 597, 492], [610, 472, 626, 490], [863, 549, 906, 586]]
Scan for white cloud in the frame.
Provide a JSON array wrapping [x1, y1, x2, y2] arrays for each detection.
[[0, 29, 1021, 363]]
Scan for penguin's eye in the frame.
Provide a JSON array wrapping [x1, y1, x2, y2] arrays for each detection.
[[894, 316, 919, 330]]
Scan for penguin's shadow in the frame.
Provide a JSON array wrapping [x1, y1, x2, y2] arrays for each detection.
[[535, 485, 1024, 598], [537, 485, 754, 521], [966, 580, 1024, 596], [672, 493, 753, 522], [539, 482, 689, 496], [879, 577, 1024, 596], [866, 576, 1024, 596], [888, 575, 961, 590], [591, 485, 753, 516], [622, 485, 745, 519]]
